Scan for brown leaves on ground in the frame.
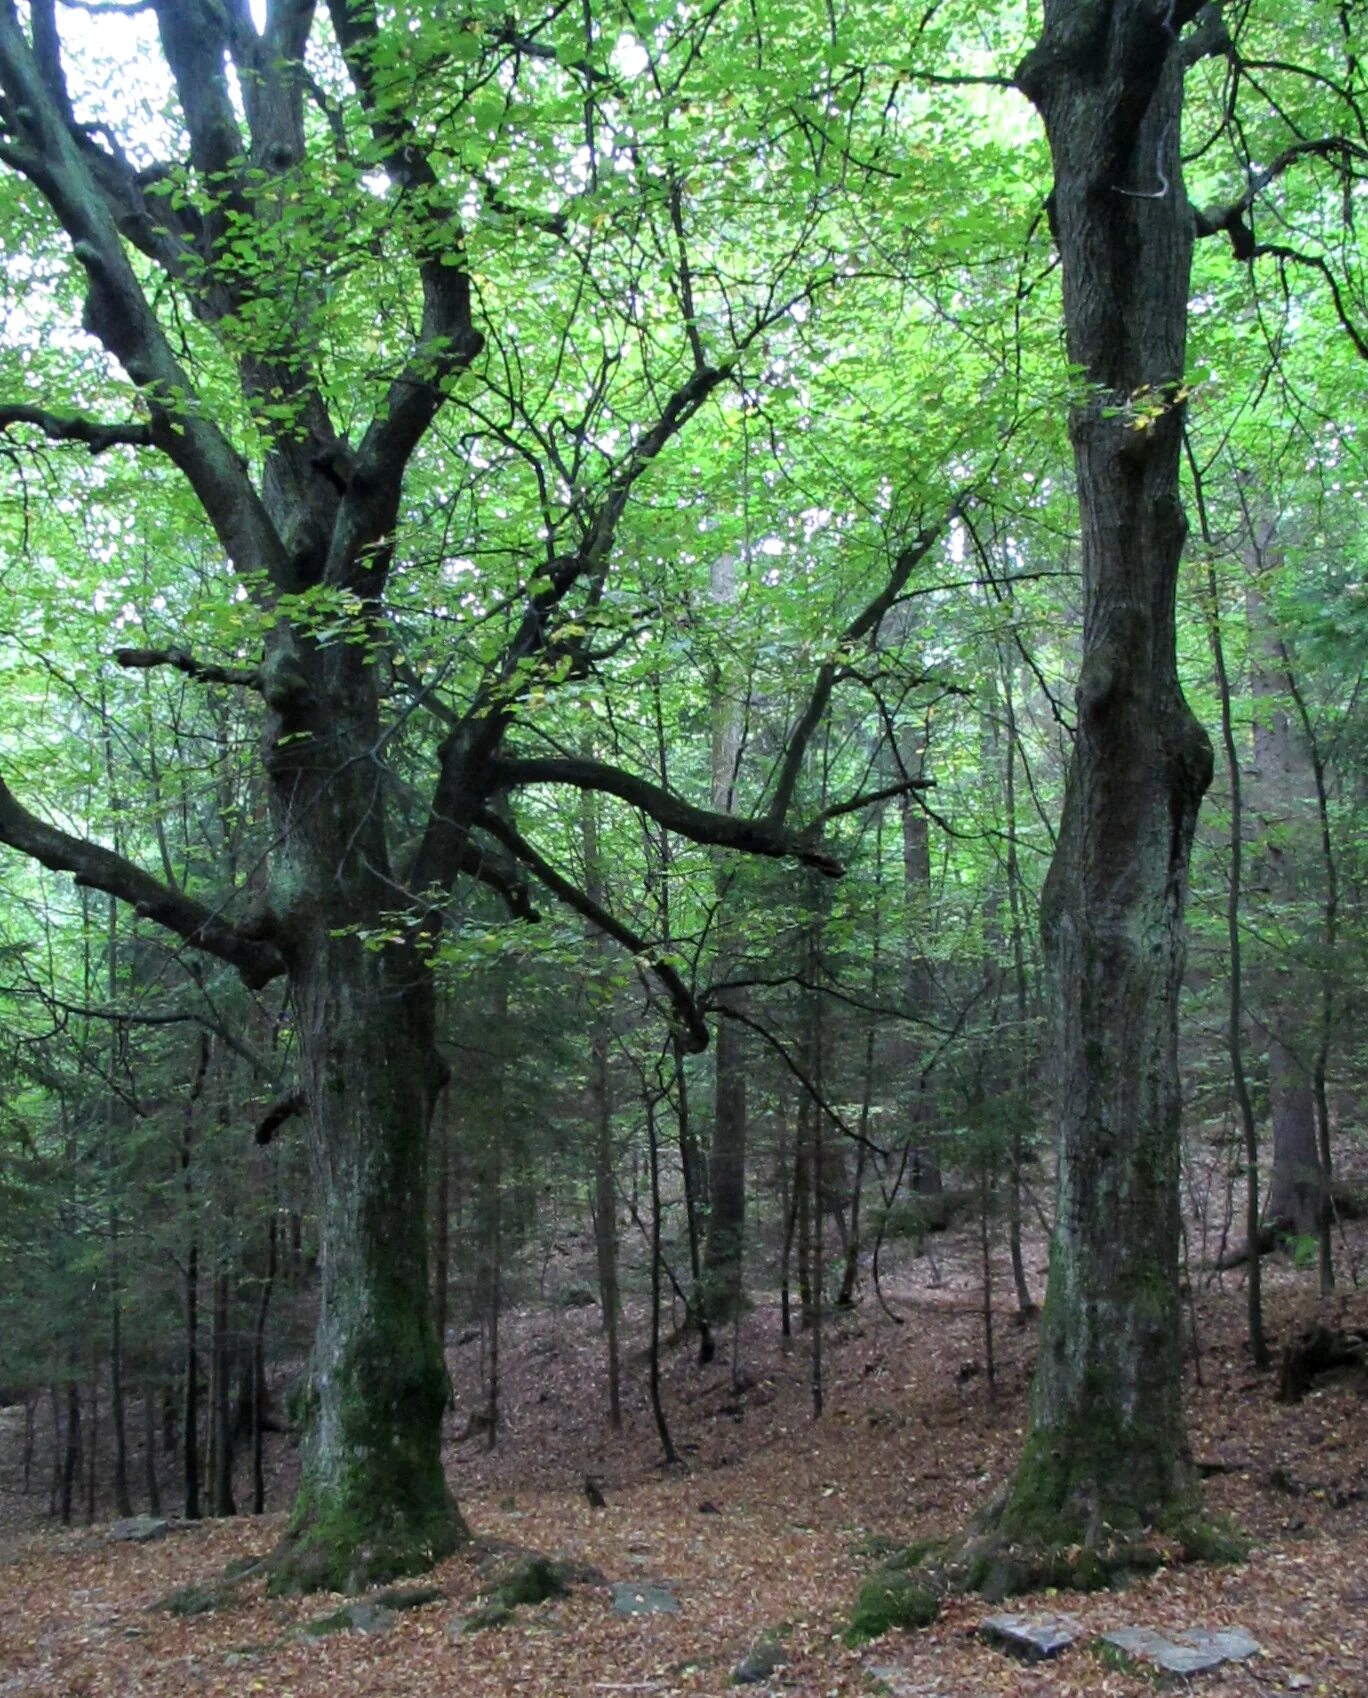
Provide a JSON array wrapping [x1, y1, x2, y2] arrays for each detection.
[[2, 1237, 1366, 1698]]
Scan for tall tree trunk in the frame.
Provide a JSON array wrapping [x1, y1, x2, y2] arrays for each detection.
[[101, 712, 134, 1519], [1283, 662, 1339, 1294], [252, 1207, 278, 1515], [900, 726, 941, 1194], [582, 785, 622, 1430], [108, 1210, 133, 1518], [1204, 551, 1268, 1366], [182, 1034, 207, 1524], [432, 1086, 451, 1358], [993, 4, 1216, 1559], [60, 1377, 80, 1527], [142, 1385, 160, 1517], [1002, 668, 1037, 1317], [1244, 526, 1322, 1240], [650, 686, 712, 1361], [646, 1090, 677, 1468], [211, 1269, 236, 1517], [85, 1368, 98, 1524], [701, 555, 750, 1325]]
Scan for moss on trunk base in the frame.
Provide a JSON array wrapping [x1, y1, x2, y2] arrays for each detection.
[[269, 1483, 468, 1596]]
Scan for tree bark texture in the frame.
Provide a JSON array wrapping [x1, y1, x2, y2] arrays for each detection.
[[274, 932, 464, 1590], [1001, 0, 1216, 1552]]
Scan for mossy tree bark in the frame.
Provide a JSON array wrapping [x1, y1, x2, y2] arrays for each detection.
[[272, 927, 466, 1593], [996, 0, 1216, 1553]]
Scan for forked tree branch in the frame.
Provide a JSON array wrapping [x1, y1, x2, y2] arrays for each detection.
[[766, 517, 947, 824]]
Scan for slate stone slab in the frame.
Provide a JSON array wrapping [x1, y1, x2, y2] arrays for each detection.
[[1180, 1627, 1260, 1662], [1102, 1624, 1260, 1675], [1104, 1627, 1222, 1675], [981, 1613, 1080, 1660], [611, 1581, 680, 1616], [111, 1517, 167, 1544]]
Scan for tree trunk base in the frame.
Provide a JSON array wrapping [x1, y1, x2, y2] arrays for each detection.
[[267, 1487, 469, 1596], [1277, 1326, 1368, 1405], [854, 1504, 1245, 1631], [947, 1512, 1244, 1604]]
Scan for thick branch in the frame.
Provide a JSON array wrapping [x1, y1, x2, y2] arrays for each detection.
[[0, 404, 152, 451], [491, 753, 843, 877], [114, 646, 262, 690], [457, 834, 540, 922], [0, 775, 284, 987], [476, 807, 708, 1052], [255, 1087, 306, 1145]]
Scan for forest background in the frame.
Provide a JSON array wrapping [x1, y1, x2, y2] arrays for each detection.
[[0, 0, 1365, 1656]]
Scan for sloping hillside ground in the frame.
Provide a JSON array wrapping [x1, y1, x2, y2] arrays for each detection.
[[2, 1205, 1366, 1698]]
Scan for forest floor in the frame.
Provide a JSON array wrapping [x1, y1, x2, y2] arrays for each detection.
[[2, 1213, 1367, 1698]]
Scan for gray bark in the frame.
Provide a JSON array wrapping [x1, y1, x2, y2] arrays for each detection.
[[997, 0, 1215, 1550]]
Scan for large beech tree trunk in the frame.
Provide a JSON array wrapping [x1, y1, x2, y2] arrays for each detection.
[[275, 926, 464, 1592], [996, 1, 1215, 1554]]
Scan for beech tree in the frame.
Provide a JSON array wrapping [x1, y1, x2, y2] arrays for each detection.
[[978, 0, 1219, 1564], [973, 0, 1366, 1570], [0, 1, 947, 1588]]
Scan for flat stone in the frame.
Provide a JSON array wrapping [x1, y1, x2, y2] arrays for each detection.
[[1178, 1627, 1260, 1662], [111, 1517, 167, 1544], [1102, 1626, 1223, 1674], [981, 1613, 1080, 1660], [731, 1639, 787, 1684], [611, 1581, 679, 1616]]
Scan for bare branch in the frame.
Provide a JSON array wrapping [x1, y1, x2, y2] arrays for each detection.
[[1196, 137, 1368, 244], [809, 774, 936, 829], [114, 646, 263, 690], [0, 404, 152, 451], [19, 987, 274, 1076], [491, 753, 844, 877], [0, 774, 284, 987]]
